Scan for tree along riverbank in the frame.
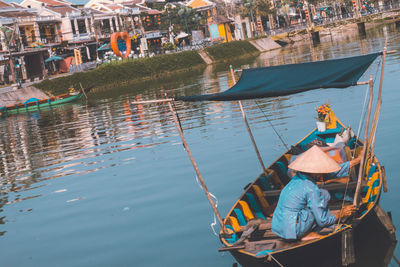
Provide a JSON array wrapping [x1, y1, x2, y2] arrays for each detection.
[[35, 41, 260, 96]]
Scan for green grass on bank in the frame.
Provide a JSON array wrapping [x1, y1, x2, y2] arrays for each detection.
[[204, 40, 259, 61], [36, 51, 206, 95]]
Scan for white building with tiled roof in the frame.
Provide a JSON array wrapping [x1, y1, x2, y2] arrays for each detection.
[[85, 0, 144, 9], [20, 0, 94, 42]]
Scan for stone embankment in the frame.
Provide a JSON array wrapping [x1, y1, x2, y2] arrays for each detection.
[[249, 38, 282, 52], [0, 86, 51, 107]]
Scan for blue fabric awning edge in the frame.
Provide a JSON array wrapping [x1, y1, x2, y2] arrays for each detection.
[[176, 52, 382, 102]]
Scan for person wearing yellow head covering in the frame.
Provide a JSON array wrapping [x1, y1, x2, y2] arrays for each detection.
[[271, 146, 356, 240]]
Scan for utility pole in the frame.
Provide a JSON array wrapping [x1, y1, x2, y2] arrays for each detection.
[[245, 0, 256, 37], [90, 11, 99, 60], [2, 23, 17, 84], [166, 4, 172, 43]]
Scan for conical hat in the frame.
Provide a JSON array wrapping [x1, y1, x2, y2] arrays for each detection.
[[288, 145, 341, 174]]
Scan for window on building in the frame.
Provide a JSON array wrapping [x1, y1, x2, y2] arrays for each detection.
[[49, 26, 55, 42], [88, 18, 92, 32], [112, 18, 117, 32], [39, 25, 47, 40], [31, 30, 36, 43], [77, 19, 87, 34], [102, 19, 111, 33], [71, 20, 76, 34], [19, 27, 27, 46]]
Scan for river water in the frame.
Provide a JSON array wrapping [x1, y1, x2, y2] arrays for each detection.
[[1, 23, 400, 267]]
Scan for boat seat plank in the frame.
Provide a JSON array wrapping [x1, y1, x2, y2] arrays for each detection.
[[245, 193, 266, 219], [244, 240, 277, 253], [238, 201, 255, 221], [252, 185, 270, 209], [263, 181, 357, 197]]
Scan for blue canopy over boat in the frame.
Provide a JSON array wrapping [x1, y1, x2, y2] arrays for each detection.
[[176, 52, 381, 102]]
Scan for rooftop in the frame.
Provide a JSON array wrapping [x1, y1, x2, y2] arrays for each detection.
[[47, 5, 78, 15], [34, 0, 72, 7]]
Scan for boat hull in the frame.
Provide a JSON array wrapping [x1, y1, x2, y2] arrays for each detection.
[[1, 93, 84, 115], [229, 204, 396, 267]]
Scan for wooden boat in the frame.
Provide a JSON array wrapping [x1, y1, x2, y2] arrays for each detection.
[[132, 43, 397, 266], [0, 86, 93, 116], [217, 118, 397, 267]]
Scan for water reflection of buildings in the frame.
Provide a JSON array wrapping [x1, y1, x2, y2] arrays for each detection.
[[0, 98, 177, 206]]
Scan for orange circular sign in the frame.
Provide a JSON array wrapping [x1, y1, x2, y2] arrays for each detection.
[[111, 32, 132, 58]]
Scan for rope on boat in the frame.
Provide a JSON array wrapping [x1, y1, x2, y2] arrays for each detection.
[[268, 254, 285, 267], [339, 78, 374, 226], [353, 83, 370, 159], [167, 98, 226, 236], [194, 172, 220, 237], [209, 191, 219, 236], [194, 172, 219, 236], [254, 100, 289, 151], [336, 177, 352, 227], [393, 255, 400, 266], [352, 57, 382, 159]]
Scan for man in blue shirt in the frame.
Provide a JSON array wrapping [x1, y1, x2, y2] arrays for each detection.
[[271, 145, 357, 240]]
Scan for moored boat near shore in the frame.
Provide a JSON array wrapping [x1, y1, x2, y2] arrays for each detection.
[[0, 85, 93, 116]]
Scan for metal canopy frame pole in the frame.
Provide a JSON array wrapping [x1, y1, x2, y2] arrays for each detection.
[[166, 100, 226, 233], [353, 76, 374, 207], [230, 65, 267, 173]]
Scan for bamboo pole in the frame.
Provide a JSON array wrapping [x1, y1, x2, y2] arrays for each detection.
[[132, 98, 174, 105], [356, 81, 370, 85], [370, 116, 380, 157], [238, 101, 267, 173], [367, 39, 388, 157], [166, 100, 226, 233], [353, 76, 374, 207], [230, 65, 267, 173], [80, 83, 88, 99]]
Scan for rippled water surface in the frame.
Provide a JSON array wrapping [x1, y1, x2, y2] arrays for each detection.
[[1, 24, 400, 266]]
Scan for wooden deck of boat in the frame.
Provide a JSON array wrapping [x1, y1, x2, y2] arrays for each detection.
[[240, 209, 350, 255], [232, 189, 355, 255]]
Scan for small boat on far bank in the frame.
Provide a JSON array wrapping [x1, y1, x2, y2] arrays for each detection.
[[0, 85, 93, 116]]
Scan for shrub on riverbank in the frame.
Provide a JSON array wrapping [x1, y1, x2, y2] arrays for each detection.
[[204, 40, 259, 61], [36, 51, 206, 95]]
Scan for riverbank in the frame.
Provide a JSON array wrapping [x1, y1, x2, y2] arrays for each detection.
[[35, 50, 206, 96], [10, 11, 400, 101], [34, 40, 266, 96]]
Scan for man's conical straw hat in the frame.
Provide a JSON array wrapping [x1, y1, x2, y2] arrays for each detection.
[[288, 145, 341, 174]]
